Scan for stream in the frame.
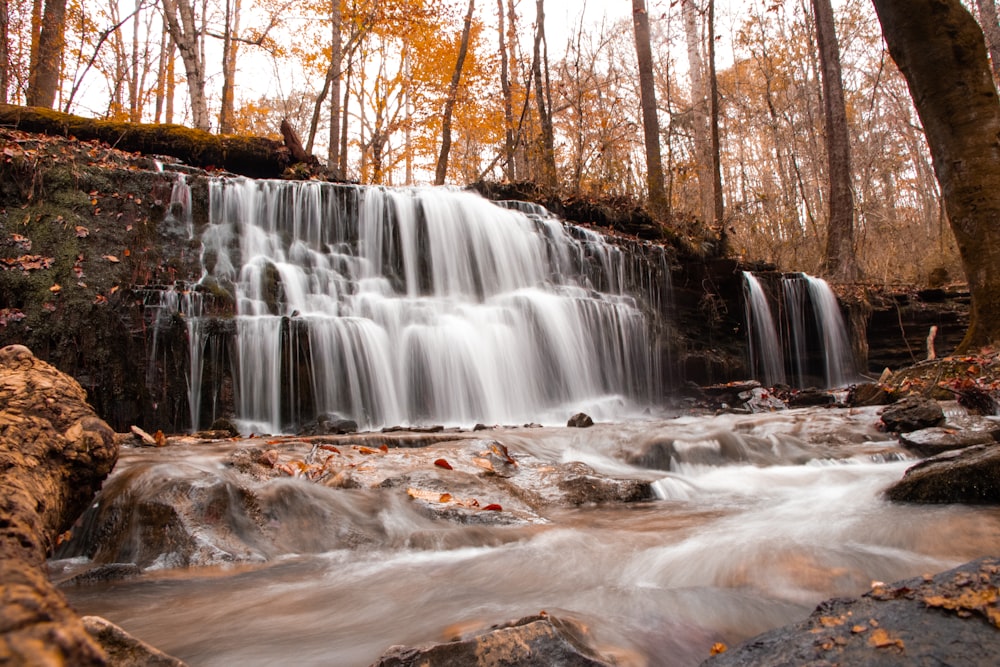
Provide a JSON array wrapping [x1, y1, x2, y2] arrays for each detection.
[[53, 405, 1000, 666]]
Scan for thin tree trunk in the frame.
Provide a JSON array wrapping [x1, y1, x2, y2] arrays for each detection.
[[976, 0, 1000, 85], [218, 0, 241, 134], [871, 0, 1000, 350], [708, 0, 724, 233], [632, 0, 668, 217], [154, 23, 171, 122], [165, 37, 175, 123], [26, 0, 67, 108], [1, 0, 11, 105], [128, 2, 141, 122], [434, 0, 475, 185], [532, 0, 557, 188], [161, 0, 210, 130], [682, 0, 713, 224], [339, 59, 351, 178], [497, 0, 515, 180], [328, 0, 342, 174], [813, 0, 856, 280]]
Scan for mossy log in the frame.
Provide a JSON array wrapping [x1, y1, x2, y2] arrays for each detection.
[[0, 104, 296, 178], [0, 344, 118, 665]]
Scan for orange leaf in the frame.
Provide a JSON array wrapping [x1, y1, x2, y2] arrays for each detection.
[[319, 444, 341, 454], [103, 255, 120, 263], [49, 283, 61, 293], [154, 430, 166, 447], [75, 225, 89, 238], [124, 248, 131, 257], [434, 458, 453, 470], [357, 446, 379, 455], [379, 444, 389, 453], [439, 493, 452, 502], [481, 503, 502, 511], [709, 643, 727, 656]]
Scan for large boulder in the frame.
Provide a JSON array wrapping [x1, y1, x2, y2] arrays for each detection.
[[82, 616, 187, 667], [879, 396, 945, 433], [898, 416, 1000, 458], [372, 614, 615, 666], [885, 444, 1000, 504], [702, 557, 1000, 666], [0, 344, 118, 664]]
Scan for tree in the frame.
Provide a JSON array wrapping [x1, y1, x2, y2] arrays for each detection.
[[871, 0, 1000, 350], [434, 0, 475, 185], [975, 0, 1000, 86], [1, 0, 9, 104], [532, 0, 556, 187], [26, 0, 67, 107], [813, 0, 856, 280], [632, 0, 668, 217], [160, 0, 210, 130], [682, 0, 712, 224]]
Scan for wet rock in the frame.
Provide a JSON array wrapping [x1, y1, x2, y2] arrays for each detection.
[[847, 382, 895, 407], [557, 462, 655, 505], [702, 557, 1000, 667], [0, 344, 118, 665], [879, 396, 945, 433], [82, 616, 188, 667], [62, 563, 143, 586], [898, 417, 1000, 457], [299, 415, 358, 436], [785, 387, 836, 407], [372, 614, 615, 667], [885, 444, 1000, 504], [567, 412, 595, 428], [209, 417, 241, 437]]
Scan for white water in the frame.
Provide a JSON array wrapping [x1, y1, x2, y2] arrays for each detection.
[[741, 272, 786, 386], [57, 408, 1000, 666], [780, 273, 855, 388], [189, 181, 662, 433]]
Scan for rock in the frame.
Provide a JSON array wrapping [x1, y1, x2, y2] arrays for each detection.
[[372, 614, 615, 666], [299, 415, 358, 436], [0, 344, 118, 665], [885, 444, 1000, 504], [567, 412, 594, 428], [879, 396, 945, 433], [785, 387, 836, 407], [130, 424, 159, 446], [846, 382, 894, 407], [702, 557, 1000, 667], [898, 417, 1000, 457], [82, 616, 188, 667], [556, 462, 655, 505], [208, 417, 241, 437]]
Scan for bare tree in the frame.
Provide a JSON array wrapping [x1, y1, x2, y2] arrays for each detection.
[[682, 0, 713, 224], [632, 0, 668, 217], [435, 0, 475, 185], [26, 0, 67, 108], [813, 0, 856, 280], [2, 0, 11, 104], [532, 0, 557, 187], [160, 0, 210, 130]]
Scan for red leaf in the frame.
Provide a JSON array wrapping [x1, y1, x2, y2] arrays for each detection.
[[319, 444, 341, 454], [434, 458, 453, 470], [379, 444, 389, 453], [482, 503, 503, 511]]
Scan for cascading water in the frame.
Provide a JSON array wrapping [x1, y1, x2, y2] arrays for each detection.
[[188, 180, 666, 433], [781, 273, 855, 388], [742, 272, 786, 387]]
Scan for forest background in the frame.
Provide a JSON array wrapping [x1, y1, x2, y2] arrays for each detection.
[[4, 0, 1000, 286]]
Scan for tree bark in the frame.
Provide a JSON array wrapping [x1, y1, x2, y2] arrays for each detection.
[[0, 0, 9, 105], [160, 0, 210, 131], [328, 0, 342, 176], [434, 0, 475, 185], [813, 0, 856, 281], [0, 103, 295, 177], [26, 0, 67, 108], [708, 0, 724, 236], [532, 0, 557, 188], [632, 0, 669, 218], [871, 0, 1000, 351], [218, 0, 242, 134], [497, 0, 516, 180], [683, 0, 713, 224], [0, 345, 118, 665], [975, 0, 1000, 86]]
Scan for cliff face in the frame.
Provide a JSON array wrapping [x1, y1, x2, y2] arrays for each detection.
[[0, 127, 972, 433]]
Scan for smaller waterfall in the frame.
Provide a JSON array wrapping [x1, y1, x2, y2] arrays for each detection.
[[804, 274, 854, 388], [782, 273, 854, 388], [742, 272, 786, 386], [167, 174, 194, 239]]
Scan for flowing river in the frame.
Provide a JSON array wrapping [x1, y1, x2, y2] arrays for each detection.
[[54, 405, 1000, 666]]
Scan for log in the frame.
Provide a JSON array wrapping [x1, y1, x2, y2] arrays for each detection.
[[0, 344, 118, 665], [0, 104, 296, 179]]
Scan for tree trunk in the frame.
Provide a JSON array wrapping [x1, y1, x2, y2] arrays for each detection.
[[497, 0, 516, 180], [328, 0, 342, 175], [813, 0, 856, 281], [26, 0, 67, 108], [532, 0, 557, 188], [434, 0, 475, 185], [871, 0, 1000, 350], [682, 0, 713, 224], [708, 0, 724, 235], [0, 345, 118, 665], [161, 0, 210, 131], [632, 0, 668, 218], [218, 0, 241, 134], [339, 59, 351, 178], [1, 0, 9, 105], [976, 0, 1000, 85]]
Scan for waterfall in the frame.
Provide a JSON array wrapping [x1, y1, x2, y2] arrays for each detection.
[[186, 180, 667, 433], [741, 272, 785, 386], [782, 273, 855, 388]]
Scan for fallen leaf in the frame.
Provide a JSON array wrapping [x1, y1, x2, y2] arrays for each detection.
[[154, 430, 166, 447], [868, 628, 904, 649], [103, 254, 120, 263], [439, 493, 452, 502], [434, 458, 453, 470], [319, 445, 341, 454], [357, 446, 379, 455], [93, 294, 108, 305], [75, 225, 89, 238], [481, 503, 503, 511], [709, 643, 727, 656], [379, 444, 389, 453], [49, 283, 61, 293]]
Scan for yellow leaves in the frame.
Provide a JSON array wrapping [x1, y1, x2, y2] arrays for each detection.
[[0, 255, 54, 272], [709, 643, 727, 656], [154, 430, 167, 447], [868, 628, 904, 650], [923, 585, 1000, 627]]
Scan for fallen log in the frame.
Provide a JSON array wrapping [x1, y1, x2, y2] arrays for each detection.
[[0, 344, 118, 665], [0, 104, 299, 179]]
